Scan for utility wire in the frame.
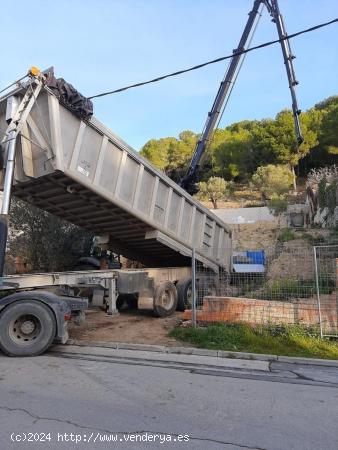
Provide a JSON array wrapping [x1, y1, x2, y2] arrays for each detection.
[[88, 17, 338, 100], [0, 74, 28, 95]]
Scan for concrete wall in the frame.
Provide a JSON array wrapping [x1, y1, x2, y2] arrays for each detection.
[[212, 207, 277, 225]]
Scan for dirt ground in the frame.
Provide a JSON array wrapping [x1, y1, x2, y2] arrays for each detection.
[[69, 308, 183, 346], [232, 221, 280, 250]]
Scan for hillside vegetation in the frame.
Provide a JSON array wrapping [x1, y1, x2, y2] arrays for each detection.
[[140, 96, 338, 189]]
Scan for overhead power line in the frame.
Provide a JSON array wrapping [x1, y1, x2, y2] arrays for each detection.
[[88, 17, 338, 100], [0, 74, 29, 95]]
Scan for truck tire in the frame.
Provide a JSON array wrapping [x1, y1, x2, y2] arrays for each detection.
[[176, 277, 219, 311], [176, 277, 192, 311], [199, 277, 219, 298], [0, 300, 56, 357], [153, 281, 178, 317]]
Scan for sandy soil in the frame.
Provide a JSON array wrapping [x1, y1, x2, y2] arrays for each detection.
[[267, 248, 315, 281], [232, 221, 280, 250], [69, 309, 183, 346]]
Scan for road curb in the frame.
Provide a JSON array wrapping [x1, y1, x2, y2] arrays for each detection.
[[276, 355, 338, 367], [66, 339, 338, 367]]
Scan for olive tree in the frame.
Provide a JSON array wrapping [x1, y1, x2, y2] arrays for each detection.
[[197, 177, 231, 209], [251, 164, 293, 200]]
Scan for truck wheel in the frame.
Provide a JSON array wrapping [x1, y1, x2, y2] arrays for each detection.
[[199, 277, 219, 298], [176, 277, 192, 311], [177, 277, 219, 311], [153, 282, 178, 317], [0, 300, 56, 357]]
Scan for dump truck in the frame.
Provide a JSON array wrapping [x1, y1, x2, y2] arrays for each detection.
[[0, 69, 232, 356]]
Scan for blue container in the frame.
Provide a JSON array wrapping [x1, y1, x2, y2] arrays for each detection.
[[246, 250, 265, 265]]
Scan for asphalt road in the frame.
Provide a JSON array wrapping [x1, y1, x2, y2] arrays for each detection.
[[0, 345, 337, 450]]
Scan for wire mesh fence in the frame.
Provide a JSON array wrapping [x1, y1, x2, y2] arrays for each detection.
[[314, 245, 338, 337], [189, 243, 338, 337]]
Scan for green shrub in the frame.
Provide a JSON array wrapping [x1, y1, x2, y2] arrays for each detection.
[[267, 195, 288, 216], [300, 232, 326, 245], [317, 176, 337, 213], [317, 177, 327, 209], [278, 228, 295, 242], [258, 278, 334, 301], [326, 181, 337, 213]]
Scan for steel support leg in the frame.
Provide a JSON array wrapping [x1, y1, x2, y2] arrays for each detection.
[[0, 130, 17, 279], [107, 277, 119, 315]]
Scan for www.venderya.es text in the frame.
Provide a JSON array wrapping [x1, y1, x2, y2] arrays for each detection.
[[11, 432, 190, 445]]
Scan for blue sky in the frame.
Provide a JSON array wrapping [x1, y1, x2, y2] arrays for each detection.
[[1, 0, 337, 150]]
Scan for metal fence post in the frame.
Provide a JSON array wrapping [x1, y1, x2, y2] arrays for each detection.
[[313, 246, 323, 338], [192, 247, 197, 327]]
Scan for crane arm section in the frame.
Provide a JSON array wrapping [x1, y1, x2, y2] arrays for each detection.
[[264, 0, 303, 145], [179, 0, 263, 194], [180, 0, 303, 195]]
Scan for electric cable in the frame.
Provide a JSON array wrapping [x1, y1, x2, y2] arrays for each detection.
[[0, 74, 28, 95], [88, 17, 338, 100]]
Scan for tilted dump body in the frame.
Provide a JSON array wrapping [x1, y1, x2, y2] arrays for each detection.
[[0, 84, 232, 271]]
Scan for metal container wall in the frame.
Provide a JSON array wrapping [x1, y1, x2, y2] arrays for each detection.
[[0, 86, 232, 271]]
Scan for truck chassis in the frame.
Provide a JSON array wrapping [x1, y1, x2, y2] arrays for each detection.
[[0, 266, 193, 356]]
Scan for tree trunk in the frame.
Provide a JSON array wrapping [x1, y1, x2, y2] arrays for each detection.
[[291, 165, 297, 192], [211, 196, 218, 209]]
